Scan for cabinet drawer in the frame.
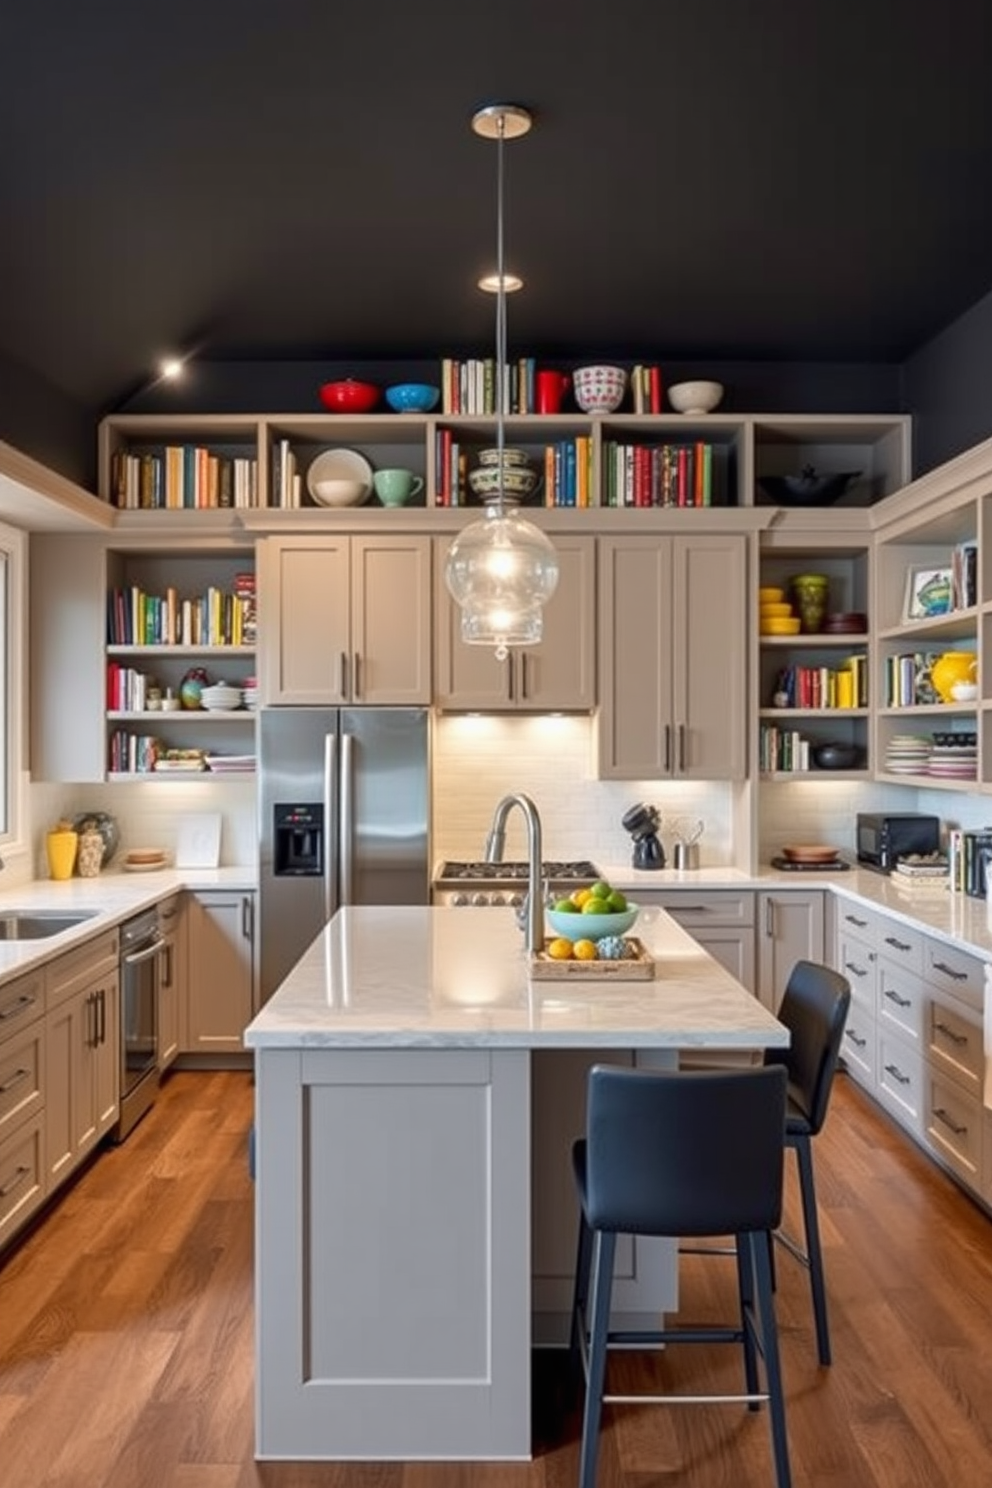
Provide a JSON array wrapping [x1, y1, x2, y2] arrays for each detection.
[[926, 1072, 981, 1186], [928, 995, 984, 1098], [924, 939, 985, 1013], [837, 932, 876, 1011], [835, 900, 880, 947], [0, 1110, 45, 1249], [840, 1003, 875, 1087], [875, 919, 924, 975], [641, 891, 754, 928], [877, 963, 925, 1047], [0, 1019, 44, 1141], [46, 930, 119, 1010], [0, 971, 45, 1046], [877, 1030, 924, 1135]]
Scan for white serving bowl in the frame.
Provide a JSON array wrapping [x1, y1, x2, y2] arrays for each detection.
[[668, 380, 724, 415], [572, 364, 627, 414], [309, 477, 370, 508]]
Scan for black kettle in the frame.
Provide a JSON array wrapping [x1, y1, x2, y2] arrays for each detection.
[[621, 803, 665, 870]]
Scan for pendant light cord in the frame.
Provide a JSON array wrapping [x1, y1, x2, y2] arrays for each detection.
[[495, 111, 507, 514]]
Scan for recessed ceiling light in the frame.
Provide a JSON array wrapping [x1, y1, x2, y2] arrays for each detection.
[[158, 356, 185, 380]]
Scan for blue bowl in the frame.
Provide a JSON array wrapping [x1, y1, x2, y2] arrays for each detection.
[[545, 904, 639, 942], [385, 382, 440, 414]]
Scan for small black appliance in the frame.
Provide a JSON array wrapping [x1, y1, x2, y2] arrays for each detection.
[[622, 803, 666, 870], [856, 812, 940, 873]]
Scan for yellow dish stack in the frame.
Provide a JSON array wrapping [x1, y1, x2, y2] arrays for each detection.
[[758, 586, 801, 635]]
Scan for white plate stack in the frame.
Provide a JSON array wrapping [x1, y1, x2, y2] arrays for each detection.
[[201, 683, 243, 712], [883, 734, 931, 774]]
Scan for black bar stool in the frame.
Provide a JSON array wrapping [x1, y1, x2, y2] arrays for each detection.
[[765, 959, 851, 1366], [570, 1063, 792, 1488]]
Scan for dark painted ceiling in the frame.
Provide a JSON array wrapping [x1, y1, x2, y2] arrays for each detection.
[[4, 0, 992, 414]]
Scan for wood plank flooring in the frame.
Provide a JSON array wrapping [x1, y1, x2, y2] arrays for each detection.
[[2, 1068, 992, 1487]]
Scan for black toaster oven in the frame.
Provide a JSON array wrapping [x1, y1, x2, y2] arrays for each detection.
[[856, 813, 941, 873]]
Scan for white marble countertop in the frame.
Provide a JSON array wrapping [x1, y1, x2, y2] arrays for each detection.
[[0, 866, 256, 984], [244, 904, 790, 1050]]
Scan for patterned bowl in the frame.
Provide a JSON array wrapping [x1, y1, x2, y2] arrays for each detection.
[[467, 465, 538, 501], [572, 364, 627, 414], [477, 446, 531, 467]]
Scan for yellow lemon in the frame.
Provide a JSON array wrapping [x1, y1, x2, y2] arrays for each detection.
[[573, 939, 599, 960], [572, 887, 592, 908], [547, 937, 574, 960]]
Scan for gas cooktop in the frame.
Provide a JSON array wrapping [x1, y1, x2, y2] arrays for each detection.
[[435, 859, 599, 884]]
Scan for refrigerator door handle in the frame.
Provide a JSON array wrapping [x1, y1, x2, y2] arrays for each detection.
[[340, 731, 354, 904], [325, 732, 338, 921]]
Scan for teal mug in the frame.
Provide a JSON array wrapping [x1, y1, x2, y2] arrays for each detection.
[[374, 468, 424, 507]]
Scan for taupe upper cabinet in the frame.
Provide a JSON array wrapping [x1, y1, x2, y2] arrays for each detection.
[[597, 534, 747, 780], [257, 535, 432, 706], [433, 536, 595, 711]]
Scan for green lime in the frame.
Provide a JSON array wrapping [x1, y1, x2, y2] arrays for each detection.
[[554, 897, 580, 913], [583, 897, 609, 915], [607, 890, 627, 912], [590, 880, 613, 901]]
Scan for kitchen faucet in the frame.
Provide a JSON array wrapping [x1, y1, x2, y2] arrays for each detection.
[[483, 793, 544, 953]]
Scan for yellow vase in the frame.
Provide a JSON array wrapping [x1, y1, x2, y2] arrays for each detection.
[[46, 827, 78, 881], [930, 651, 977, 704]]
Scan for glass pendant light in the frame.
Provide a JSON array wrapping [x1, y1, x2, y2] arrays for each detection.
[[444, 104, 559, 661]]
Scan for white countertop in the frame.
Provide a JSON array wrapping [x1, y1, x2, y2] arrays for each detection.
[[0, 866, 256, 984], [244, 904, 789, 1050]]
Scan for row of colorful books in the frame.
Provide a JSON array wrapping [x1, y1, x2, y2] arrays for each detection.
[[601, 441, 714, 508], [771, 657, 867, 710], [107, 578, 256, 647], [111, 447, 259, 510], [758, 727, 813, 773], [946, 828, 992, 897], [438, 359, 666, 416]]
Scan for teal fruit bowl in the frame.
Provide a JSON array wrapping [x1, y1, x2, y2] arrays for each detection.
[[546, 904, 639, 942]]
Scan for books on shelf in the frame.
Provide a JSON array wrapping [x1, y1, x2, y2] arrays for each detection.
[[601, 440, 714, 507], [111, 445, 258, 510], [883, 651, 940, 707], [440, 357, 536, 416], [107, 575, 256, 647], [758, 726, 810, 773], [771, 655, 867, 710]]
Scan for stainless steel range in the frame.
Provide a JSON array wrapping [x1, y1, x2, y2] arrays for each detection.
[[433, 859, 601, 907]]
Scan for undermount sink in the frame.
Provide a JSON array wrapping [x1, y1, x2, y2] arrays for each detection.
[[0, 911, 99, 941]]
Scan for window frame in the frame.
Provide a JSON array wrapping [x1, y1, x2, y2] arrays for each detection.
[[0, 519, 28, 853]]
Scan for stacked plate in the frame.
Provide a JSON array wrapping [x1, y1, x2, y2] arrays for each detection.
[[201, 683, 243, 712], [927, 733, 977, 781], [883, 734, 931, 774], [824, 611, 868, 635]]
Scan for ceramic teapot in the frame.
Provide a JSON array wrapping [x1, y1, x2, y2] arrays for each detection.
[[930, 651, 977, 704]]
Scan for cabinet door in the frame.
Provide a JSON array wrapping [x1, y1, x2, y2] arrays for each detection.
[[351, 537, 432, 705], [597, 537, 674, 777], [258, 537, 351, 704], [46, 985, 102, 1183], [672, 534, 747, 780], [30, 536, 108, 782], [158, 936, 180, 1071], [756, 890, 825, 1013], [93, 970, 120, 1139], [185, 892, 257, 1054], [513, 538, 596, 711]]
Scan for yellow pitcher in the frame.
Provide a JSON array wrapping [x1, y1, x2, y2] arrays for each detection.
[[930, 651, 977, 704], [46, 821, 78, 880]]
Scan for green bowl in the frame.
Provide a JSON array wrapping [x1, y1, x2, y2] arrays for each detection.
[[545, 904, 639, 942]]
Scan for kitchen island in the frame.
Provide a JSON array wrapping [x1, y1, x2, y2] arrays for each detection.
[[244, 904, 788, 1463]]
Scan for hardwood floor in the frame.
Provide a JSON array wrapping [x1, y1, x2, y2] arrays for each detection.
[[2, 1068, 992, 1487]]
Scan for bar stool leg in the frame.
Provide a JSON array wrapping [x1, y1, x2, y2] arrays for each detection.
[[750, 1232, 792, 1488], [734, 1230, 760, 1406], [793, 1134, 831, 1366], [578, 1230, 616, 1488]]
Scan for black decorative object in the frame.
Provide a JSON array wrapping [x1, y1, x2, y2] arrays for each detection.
[[622, 803, 665, 870], [758, 466, 861, 507]]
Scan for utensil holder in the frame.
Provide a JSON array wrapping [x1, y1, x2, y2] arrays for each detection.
[[673, 842, 698, 871]]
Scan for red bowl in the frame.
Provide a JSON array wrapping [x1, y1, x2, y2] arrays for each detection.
[[318, 379, 380, 413]]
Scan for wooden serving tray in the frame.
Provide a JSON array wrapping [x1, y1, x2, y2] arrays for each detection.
[[529, 937, 655, 980]]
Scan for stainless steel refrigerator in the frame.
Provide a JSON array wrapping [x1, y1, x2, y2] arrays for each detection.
[[258, 707, 430, 1000]]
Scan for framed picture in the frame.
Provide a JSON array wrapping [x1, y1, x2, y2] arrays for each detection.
[[904, 564, 953, 621]]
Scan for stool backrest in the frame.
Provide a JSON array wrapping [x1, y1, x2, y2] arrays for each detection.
[[584, 1064, 787, 1238], [770, 960, 851, 1133]]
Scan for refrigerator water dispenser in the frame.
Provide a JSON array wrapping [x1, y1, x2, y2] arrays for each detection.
[[274, 804, 324, 876]]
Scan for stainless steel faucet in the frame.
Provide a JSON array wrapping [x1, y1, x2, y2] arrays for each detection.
[[483, 793, 544, 952]]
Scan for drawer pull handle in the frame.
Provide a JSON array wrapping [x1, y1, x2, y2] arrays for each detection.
[[674, 905, 710, 913], [884, 935, 912, 952], [883, 1063, 910, 1085], [0, 993, 36, 1023], [845, 914, 868, 928], [933, 1020, 968, 1047], [0, 1067, 30, 1095], [933, 1107, 967, 1137], [844, 1030, 867, 1049], [844, 960, 869, 979], [0, 1164, 29, 1199], [932, 960, 967, 982], [883, 989, 912, 1009]]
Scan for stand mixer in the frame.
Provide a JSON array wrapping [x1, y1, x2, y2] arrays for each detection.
[[621, 803, 666, 870]]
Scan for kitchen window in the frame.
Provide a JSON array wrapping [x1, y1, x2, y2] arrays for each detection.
[[0, 521, 26, 846]]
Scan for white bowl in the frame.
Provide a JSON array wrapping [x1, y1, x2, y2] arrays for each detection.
[[572, 364, 627, 414], [309, 477, 369, 508], [668, 380, 724, 415]]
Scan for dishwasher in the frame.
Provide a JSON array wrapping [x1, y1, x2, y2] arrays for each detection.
[[112, 904, 164, 1141]]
